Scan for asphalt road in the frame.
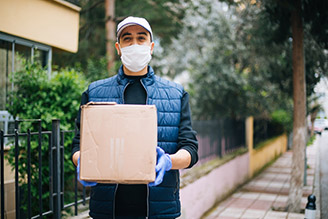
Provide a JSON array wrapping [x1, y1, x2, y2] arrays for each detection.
[[318, 132, 328, 219]]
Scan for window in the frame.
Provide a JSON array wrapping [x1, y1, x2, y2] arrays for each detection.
[[0, 32, 52, 111]]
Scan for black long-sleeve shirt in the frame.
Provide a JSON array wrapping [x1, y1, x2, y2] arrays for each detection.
[[71, 74, 198, 217]]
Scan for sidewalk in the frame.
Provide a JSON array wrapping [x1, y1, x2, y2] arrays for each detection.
[[203, 142, 318, 219]]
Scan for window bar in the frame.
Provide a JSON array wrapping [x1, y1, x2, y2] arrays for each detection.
[[27, 129, 32, 218], [14, 121, 20, 219], [31, 45, 34, 64], [38, 120, 43, 218], [11, 41, 15, 92], [1, 130, 4, 219], [6, 42, 9, 107], [47, 48, 52, 79], [60, 131, 64, 209]]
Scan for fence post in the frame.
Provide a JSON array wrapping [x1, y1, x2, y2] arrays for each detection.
[[246, 117, 254, 153], [52, 120, 61, 219], [246, 116, 254, 178]]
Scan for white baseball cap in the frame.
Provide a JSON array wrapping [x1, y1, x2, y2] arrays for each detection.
[[117, 16, 153, 42]]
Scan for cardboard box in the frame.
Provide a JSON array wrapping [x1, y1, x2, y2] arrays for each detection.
[[80, 102, 157, 184]]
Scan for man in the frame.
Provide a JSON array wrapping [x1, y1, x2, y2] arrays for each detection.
[[72, 16, 198, 219]]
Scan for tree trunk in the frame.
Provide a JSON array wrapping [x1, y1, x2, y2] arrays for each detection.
[[287, 0, 306, 213], [105, 0, 116, 73]]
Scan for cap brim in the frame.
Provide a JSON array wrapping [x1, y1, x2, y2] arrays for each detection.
[[117, 23, 152, 41]]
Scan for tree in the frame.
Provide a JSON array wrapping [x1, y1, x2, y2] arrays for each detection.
[[260, 0, 328, 212], [105, 0, 116, 71], [155, 0, 294, 120], [288, 0, 306, 212]]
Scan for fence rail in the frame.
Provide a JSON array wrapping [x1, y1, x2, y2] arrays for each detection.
[[0, 119, 89, 219], [193, 119, 246, 163]]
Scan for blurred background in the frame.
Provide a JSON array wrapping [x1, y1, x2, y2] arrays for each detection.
[[0, 0, 327, 218]]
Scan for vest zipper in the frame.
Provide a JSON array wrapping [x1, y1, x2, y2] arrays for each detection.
[[122, 82, 130, 104], [113, 184, 118, 219], [140, 79, 148, 104], [141, 78, 150, 218]]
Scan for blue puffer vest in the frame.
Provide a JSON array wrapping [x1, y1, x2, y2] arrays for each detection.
[[87, 66, 183, 219]]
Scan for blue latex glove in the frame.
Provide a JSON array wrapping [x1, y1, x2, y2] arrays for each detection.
[[149, 146, 172, 186], [77, 157, 97, 187]]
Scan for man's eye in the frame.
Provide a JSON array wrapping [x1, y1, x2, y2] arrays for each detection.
[[123, 37, 131, 41]]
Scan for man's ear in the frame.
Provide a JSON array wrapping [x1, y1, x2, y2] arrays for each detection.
[[150, 42, 155, 55], [115, 42, 121, 56]]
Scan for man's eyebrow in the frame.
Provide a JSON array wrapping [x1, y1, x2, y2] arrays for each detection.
[[121, 32, 132, 38], [137, 32, 148, 36]]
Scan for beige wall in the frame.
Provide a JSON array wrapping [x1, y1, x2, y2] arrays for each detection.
[[246, 116, 288, 177], [249, 134, 287, 177], [0, 0, 80, 53]]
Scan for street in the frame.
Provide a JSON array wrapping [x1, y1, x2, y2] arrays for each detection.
[[318, 132, 328, 218]]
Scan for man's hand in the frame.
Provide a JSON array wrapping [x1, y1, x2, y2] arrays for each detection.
[[72, 151, 80, 167], [149, 146, 172, 186], [77, 157, 97, 187]]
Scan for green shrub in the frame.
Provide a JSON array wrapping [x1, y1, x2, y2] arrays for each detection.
[[271, 109, 293, 133], [6, 61, 88, 216]]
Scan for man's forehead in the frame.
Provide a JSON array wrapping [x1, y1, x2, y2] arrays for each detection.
[[120, 25, 150, 36]]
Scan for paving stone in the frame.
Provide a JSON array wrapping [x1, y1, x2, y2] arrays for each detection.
[[272, 201, 287, 210], [218, 207, 245, 218], [228, 198, 255, 208], [239, 192, 260, 200], [282, 182, 290, 188], [265, 186, 282, 194], [248, 200, 273, 211], [214, 216, 236, 219], [258, 193, 277, 201], [241, 209, 266, 219], [268, 182, 285, 188], [261, 173, 277, 179], [275, 195, 288, 202], [287, 212, 305, 219], [220, 197, 239, 208], [232, 191, 244, 198], [253, 180, 271, 187], [264, 210, 288, 219]]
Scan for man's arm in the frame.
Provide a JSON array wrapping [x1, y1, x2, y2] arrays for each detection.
[[171, 91, 198, 169], [71, 90, 89, 166], [170, 149, 191, 169]]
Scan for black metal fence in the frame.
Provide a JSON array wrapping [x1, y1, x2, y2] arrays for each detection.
[[253, 119, 284, 148], [193, 119, 246, 163], [1, 118, 246, 218], [0, 119, 89, 219]]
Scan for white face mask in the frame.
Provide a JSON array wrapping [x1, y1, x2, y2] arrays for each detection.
[[120, 44, 152, 72]]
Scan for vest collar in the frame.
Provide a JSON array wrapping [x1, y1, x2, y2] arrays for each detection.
[[117, 65, 155, 86]]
